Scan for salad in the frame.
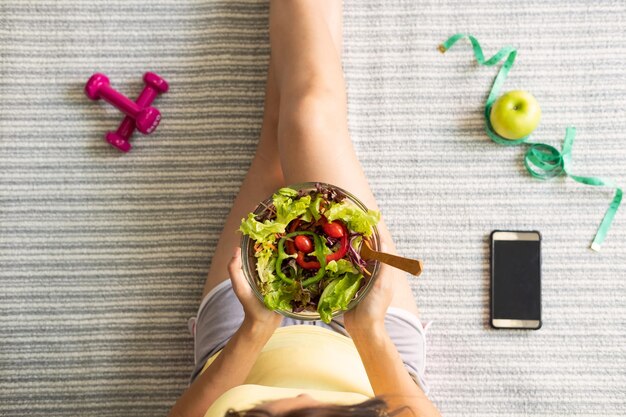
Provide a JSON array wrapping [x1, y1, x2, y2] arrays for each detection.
[[239, 183, 380, 323]]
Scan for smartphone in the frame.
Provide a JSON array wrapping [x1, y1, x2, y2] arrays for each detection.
[[490, 230, 542, 330]]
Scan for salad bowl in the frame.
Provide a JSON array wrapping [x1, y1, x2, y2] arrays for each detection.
[[240, 182, 382, 322]]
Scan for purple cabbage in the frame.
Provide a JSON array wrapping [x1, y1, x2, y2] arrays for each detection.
[[347, 233, 368, 272], [314, 182, 346, 203]]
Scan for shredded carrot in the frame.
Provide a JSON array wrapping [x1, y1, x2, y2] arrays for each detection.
[[362, 267, 372, 276]]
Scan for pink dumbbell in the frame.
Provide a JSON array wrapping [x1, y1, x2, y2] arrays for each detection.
[[85, 73, 161, 135], [105, 72, 169, 152]]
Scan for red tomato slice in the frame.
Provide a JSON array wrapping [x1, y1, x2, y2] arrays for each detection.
[[294, 235, 313, 253], [322, 221, 345, 238]]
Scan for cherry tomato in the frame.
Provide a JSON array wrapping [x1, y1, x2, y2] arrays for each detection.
[[294, 235, 313, 253], [322, 221, 345, 238]]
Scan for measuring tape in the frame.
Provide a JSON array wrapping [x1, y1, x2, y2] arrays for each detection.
[[439, 33, 622, 251]]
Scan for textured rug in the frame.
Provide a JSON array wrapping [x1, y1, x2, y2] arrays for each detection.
[[1, 1, 625, 416]]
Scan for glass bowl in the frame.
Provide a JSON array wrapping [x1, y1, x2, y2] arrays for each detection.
[[240, 182, 382, 321]]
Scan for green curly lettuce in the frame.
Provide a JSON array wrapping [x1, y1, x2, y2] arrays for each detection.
[[254, 247, 276, 284], [239, 188, 313, 244], [239, 213, 285, 243], [272, 188, 311, 225], [324, 201, 380, 236], [317, 272, 363, 323], [263, 281, 295, 311], [325, 259, 358, 276]]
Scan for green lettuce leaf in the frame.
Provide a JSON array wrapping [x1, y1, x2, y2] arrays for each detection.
[[263, 283, 294, 311], [310, 195, 323, 221], [273, 188, 311, 225], [325, 259, 358, 276], [240, 188, 312, 245], [239, 213, 286, 243], [275, 187, 298, 198], [324, 202, 380, 236], [255, 247, 277, 283], [317, 272, 363, 323], [300, 210, 313, 223], [262, 276, 312, 311]]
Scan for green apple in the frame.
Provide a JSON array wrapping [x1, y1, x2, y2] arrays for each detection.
[[489, 90, 541, 140]]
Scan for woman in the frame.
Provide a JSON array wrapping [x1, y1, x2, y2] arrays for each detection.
[[169, 1, 441, 416]]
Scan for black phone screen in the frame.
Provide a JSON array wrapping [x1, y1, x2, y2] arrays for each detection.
[[492, 239, 541, 320]]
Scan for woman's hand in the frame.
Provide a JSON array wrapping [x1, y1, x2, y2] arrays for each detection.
[[344, 243, 394, 336], [228, 247, 283, 333], [170, 248, 282, 417]]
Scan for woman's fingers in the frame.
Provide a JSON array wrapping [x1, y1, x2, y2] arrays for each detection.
[[374, 241, 388, 279], [228, 246, 282, 328], [228, 247, 250, 298], [369, 245, 395, 307]]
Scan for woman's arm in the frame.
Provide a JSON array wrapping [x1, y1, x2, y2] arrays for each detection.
[[169, 249, 283, 417], [344, 254, 442, 417], [168, 321, 274, 417], [350, 325, 441, 417]]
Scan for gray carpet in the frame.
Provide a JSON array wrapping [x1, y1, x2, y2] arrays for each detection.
[[1, 0, 625, 416]]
